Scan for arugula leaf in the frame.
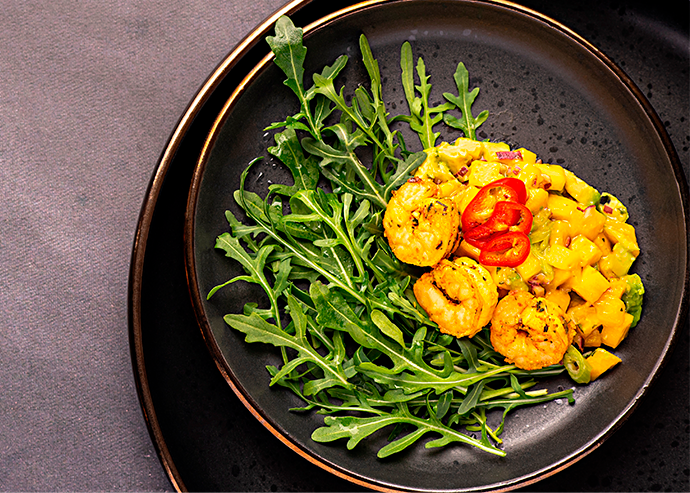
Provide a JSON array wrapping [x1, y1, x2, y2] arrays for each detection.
[[267, 128, 320, 196], [442, 62, 489, 140], [225, 295, 353, 395], [400, 42, 454, 148], [210, 234, 282, 321], [266, 16, 322, 139], [311, 402, 505, 458]]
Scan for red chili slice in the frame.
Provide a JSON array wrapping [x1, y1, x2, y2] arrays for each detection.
[[461, 178, 527, 231], [479, 231, 531, 267], [464, 201, 533, 248]]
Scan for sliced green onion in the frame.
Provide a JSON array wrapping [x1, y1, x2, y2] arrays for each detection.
[[563, 345, 592, 384]]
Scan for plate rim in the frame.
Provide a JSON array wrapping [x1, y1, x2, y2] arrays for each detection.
[[127, 1, 329, 491], [129, 0, 690, 491]]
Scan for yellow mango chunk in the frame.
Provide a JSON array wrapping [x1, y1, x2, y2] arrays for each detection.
[[604, 217, 640, 256], [580, 206, 606, 240], [586, 348, 622, 381], [594, 291, 627, 327], [455, 186, 479, 214], [468, 160, 503, 188], [517, 163, 540, 189], [415, 153, 456, 183], [515, 147, 537, 164], [567, 303, 601, 337], [516, 252, 542, 282], [547, 194, 579, 221], [536, 163, 566, 191], [480, 141, 511, 160], [546, 267, 573, 291], [570, 265, 610, 303], [598, 243, 637, 279], [440, 143, 483, 175], [601, 312, 634, 348], [437, 179, 464, 198], [526, 187, 548, 213], [546, 288, 571, 313], [606, 278, 629, 299], [549, 220, 571, 248], [546, 244, 580, 270], [569, 234, 603, 267], [593, 232, 612, 256], [583, 329, 602, 348]]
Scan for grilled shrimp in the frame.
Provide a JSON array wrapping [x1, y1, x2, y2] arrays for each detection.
[[490, 290, 576, 370], [413, 257, 499, 338], [383, 177, 460, 267]]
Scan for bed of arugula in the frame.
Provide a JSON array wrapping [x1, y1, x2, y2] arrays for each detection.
[[208, 16, 574, 459]]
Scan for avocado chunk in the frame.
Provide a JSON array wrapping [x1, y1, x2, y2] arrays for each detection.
[[564, 169, 601, 206], [621, 273, 644, 328]]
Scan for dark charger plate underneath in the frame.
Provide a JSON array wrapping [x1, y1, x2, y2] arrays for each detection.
[[130, 0, 689, 491]]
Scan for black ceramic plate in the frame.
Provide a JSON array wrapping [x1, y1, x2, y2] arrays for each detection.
[[131, 0, 688, 491], [185, 0, 688, 491]]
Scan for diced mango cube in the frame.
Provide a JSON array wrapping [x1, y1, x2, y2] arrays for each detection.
[[516, 252, 542, 281], [549, 220, 571, 248], [468, 160, 503, 188], [439, 139, 484, 173], [480, 141, 511, 160], [594, 291, 627, 327], [564, 169, 601, 206], [415, 148, 457, 183], [570, 265, 610, 303], [567, 303, 601, 337], [586, 348, 622, 380], [515, 147, 537, 164], [594, 232, 612, 255], [606, 278, 628, 299], [455, 186, 480, 214], [569, 234, 603, 267], [580, 207, 606, 241], [526, 187, 548, 213], [546, 288, 571, 313], [547, 194, 579, 221], [517, 163, 540, 189], [567, 209, 586, 235], [546, 244, 580, 270], [603, 217, 640, 256], [536, 163, 566, 191], [601, 312, 634, 348], [546, 267, 573, 291], [583, 329, 602, 347]]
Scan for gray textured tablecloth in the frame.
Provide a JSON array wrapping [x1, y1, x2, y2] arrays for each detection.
[[0, 1, 286, 490], [1, 1, 687, 491]]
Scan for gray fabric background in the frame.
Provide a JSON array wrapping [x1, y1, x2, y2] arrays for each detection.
[[0, 1, 687, 491], [0, 1, 286, 490]]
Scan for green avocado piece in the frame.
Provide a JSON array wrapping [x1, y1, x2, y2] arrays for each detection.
[[564, 169, 601, 207], [621, 273, 644, 328]]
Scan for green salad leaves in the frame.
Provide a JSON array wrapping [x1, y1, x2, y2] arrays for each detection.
[[210, 16, 573, 458]]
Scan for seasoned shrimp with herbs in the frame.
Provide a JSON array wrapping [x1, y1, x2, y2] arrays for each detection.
[[490, 290, 576, 370], [413, 257, 498, 338], [383, 177, 460, 267]]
